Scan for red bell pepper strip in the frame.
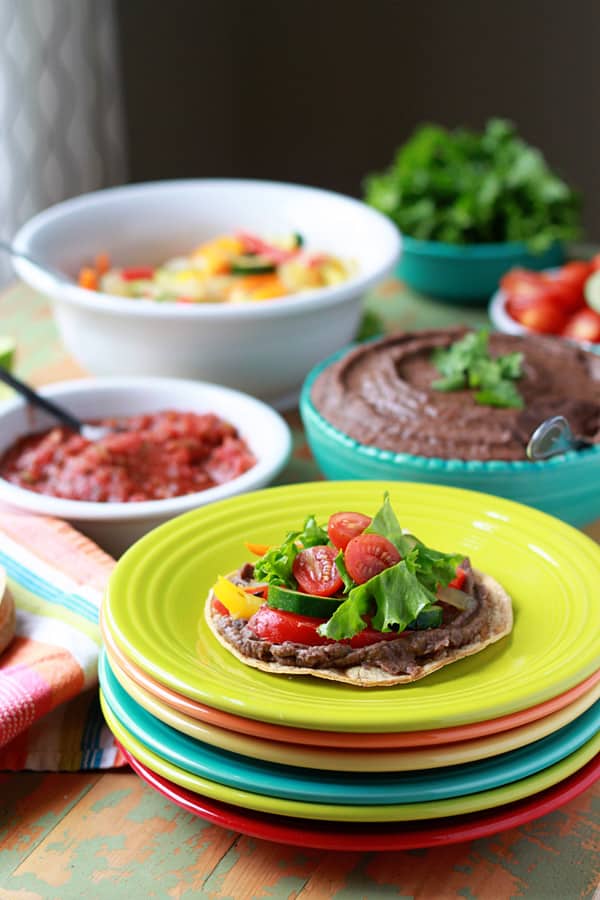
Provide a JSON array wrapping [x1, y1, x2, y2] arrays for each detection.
[[121, 267, 155, 281], [236, 231, 297, 264], [448, 567, 466, 590]]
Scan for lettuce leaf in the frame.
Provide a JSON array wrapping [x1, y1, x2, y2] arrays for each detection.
[[317, 493, 464, 640], [365, 493, 414, 556], [317, 559, 437, 640], [334, 549, 355, 594]]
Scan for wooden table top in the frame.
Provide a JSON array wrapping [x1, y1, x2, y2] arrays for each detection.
[[1, 281, 599, 900]]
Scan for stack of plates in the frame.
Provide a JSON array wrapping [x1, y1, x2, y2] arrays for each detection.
[[99, 482, 600, 851]]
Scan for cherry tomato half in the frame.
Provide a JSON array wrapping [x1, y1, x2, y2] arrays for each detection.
[[344, 533, 401, 585], [121, 266, 155, 281], [590, 254, 600, 273], [292, 545, 343, 597], [562, 308, 600, 344], [327, 511, 372, 550], [247, 605, 401, 648]]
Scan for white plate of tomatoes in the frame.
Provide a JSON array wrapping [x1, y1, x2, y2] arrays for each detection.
[[489, 256, 600, 349]]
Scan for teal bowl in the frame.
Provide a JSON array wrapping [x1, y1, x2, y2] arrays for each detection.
[[300, 349, 600, 528], [397, 236, 564, 304]]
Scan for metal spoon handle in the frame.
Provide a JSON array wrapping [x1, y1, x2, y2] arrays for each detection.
[[526, 414, 593, 460], [0, 367, 84, 434]]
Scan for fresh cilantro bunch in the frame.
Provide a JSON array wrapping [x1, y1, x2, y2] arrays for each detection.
[[431, 329, 524, 409], [318, 495, 463, 641], [364, 119, 580, 252]]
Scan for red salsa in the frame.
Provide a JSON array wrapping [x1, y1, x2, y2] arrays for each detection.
[[0, 410, 256, 502]]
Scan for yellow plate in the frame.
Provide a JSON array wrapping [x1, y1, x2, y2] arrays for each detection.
[[105, 482, 600, 732], [101, 691, 600, 823], [106, 642, 600, 772]]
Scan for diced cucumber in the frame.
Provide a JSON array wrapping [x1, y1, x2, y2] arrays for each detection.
[[267, 583, 342, 618], [231, 254, 276, 275], [585, 270, 600, 314], [407, 605, 443, 630], [271, 233, 304, 252]]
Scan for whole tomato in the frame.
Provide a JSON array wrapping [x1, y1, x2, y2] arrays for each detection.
[[549, 262, 591, 313], [507, 293, 569, 334], [562, 308, 600, 344]]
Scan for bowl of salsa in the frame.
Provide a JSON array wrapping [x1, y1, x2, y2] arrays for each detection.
[[0, 377, 291, 556]]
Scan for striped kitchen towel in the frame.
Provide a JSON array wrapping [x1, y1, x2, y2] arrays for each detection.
[[0, 509, 125, 770]]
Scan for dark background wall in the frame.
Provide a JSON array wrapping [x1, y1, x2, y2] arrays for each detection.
[[116, 0, 600, 240]]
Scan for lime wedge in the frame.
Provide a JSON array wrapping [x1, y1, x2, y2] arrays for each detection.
[[0, 336, 16, 402], [0, 335, 15, 371]]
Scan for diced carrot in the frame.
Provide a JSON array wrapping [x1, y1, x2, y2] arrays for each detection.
[[95, 252, 111, 275], [231, 274, 287, 300], [78, 267, 98, 290], [244, 583, 269, 599], [244, 541, 270, 556], [233, 274, 277, 290], [249, 276, 287, 300]]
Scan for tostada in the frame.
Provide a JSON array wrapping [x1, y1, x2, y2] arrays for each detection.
[[205, 494, 513, 687]]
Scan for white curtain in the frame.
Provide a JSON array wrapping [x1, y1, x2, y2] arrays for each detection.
[[0, 0, 127, 284]]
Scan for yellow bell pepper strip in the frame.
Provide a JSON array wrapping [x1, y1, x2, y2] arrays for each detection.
[[212, 575, 263, 619], [191, 235, 244, 275]]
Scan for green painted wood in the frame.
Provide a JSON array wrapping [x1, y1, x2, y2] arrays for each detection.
[[0, 773, 100, 885]]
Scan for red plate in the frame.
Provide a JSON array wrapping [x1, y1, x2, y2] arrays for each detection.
[[119, 744, 600, 851]]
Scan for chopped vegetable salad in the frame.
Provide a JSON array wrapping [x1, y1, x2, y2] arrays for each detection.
[[78, 232, 352, 303]]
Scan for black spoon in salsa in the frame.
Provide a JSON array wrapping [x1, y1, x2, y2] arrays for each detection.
[[0, 368, 111, 441]]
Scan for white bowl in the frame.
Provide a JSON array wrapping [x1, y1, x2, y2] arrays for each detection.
[[0, 377, 291, 556], [13, 179, 401, 408]]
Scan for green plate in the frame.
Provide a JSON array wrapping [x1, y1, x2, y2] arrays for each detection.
[[101, 691, 600, 822], [104, 482, 600, 733]]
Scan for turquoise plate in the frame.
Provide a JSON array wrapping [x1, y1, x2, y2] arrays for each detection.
[[100, 651, 600, 805]]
